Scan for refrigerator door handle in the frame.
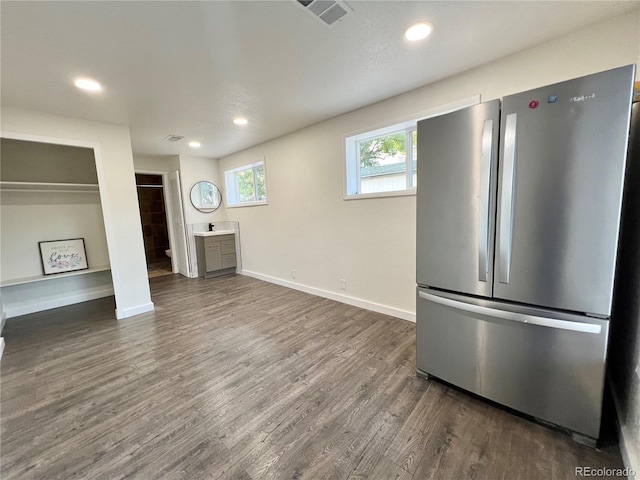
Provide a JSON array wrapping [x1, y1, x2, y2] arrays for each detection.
[[478, 119, 494, 282], [499, 113, 517, 283], [418, 291, 602, 334]]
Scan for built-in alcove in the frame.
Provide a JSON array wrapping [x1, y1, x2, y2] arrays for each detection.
[[0, 138, 114, 318]]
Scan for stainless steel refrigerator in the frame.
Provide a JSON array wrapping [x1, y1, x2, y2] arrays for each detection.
[[415, 64, 636, 443]]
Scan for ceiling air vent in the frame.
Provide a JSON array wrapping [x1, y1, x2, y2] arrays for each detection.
[[164, 135, 185, 143], [295, 0, 351, 26]]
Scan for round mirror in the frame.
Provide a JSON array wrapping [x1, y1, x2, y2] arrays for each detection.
[[190, 181, 222, 213]]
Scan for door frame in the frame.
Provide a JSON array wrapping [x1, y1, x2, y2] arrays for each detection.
[[135, 169, 179, 274]]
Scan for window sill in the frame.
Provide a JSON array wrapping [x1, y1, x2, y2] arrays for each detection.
[[226, 200, 269, 208], [343, 189, 416, 201]]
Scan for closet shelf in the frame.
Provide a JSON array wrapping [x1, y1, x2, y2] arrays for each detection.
[[0, 266, 111, 287], [0, 181, 99, 193]]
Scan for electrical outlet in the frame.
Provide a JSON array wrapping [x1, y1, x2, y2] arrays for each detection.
[[291, 269, 296, 279], [340, 279, 347, 290]]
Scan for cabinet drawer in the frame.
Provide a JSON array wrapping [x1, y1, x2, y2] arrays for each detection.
[[222, 253, 237, 269], [215, 234, 234, 242], [221, 239, 235, 255], [204, 235, 222, 246]]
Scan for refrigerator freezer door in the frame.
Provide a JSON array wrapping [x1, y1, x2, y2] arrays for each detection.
[[416, 288, 609, 439], [494, 65, 636, 316], [417, 100, 500, 297]]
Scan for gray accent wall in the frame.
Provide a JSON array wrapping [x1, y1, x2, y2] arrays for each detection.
[[1, 138, 98, 184], [610, 102, 640, 475]]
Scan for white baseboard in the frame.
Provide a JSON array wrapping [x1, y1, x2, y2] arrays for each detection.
[[609, 380, 640, 479], [240, 270, 416, 323], [4, 287, 114, 318], [0, 337, 5, 361], [115, 301, 155, 320]]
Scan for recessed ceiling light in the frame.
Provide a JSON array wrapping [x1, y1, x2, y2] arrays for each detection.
[[404, 22, 433, 42], [188, 141, 201, 148], [233, 117, 248, 126], [74, 77, 102, 92]]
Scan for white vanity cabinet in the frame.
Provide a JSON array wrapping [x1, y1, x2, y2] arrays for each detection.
[[194, 231, 237, 278]]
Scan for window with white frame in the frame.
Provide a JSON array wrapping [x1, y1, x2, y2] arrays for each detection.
[[344, 124, 417, 197], [224, 159, 267, 207], [343, 96, 480, 199]]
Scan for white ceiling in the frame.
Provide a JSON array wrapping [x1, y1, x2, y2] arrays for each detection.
[[2, 1, 638, 159]]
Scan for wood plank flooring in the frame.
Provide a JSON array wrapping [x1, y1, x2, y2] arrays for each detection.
[[1, 274, 625, 479], [147, 260, 173, 279]]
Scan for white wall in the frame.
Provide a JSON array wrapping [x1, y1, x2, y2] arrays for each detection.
[[219, 12, 640, 320], [219, 11, 640, 470], [176, 155, 226, 277], [133, 153, 227, 277], [133, 154, 226, 225], [0, 192, 110, 280], [133, 154, 179, 173], [1, 108, 153, 319], [0, 190, 113, 317], [178, 155, 227, 225], [2, 271, 114, 318]]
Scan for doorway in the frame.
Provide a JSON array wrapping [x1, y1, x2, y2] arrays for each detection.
[[135, 173, 173, 278]]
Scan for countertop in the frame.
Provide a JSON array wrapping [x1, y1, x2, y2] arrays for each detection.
[[193, 230, 235, 237]]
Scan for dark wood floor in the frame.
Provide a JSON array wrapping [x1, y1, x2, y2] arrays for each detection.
[[1, 274, 624, 479]]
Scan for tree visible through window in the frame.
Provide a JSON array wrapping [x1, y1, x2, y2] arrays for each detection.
[[359, 132, 406, 168], [345, 126, 416, 196], [236, 164, 265, 203], [343, 96, 479, 199], [224, 159, 267, 207]]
